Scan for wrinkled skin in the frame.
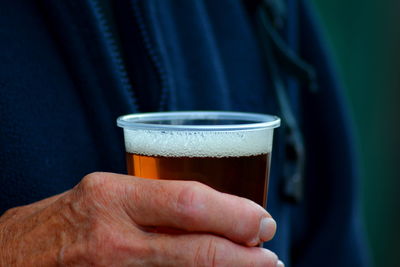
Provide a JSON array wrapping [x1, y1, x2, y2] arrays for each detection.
[[0, 172, 280, 266]]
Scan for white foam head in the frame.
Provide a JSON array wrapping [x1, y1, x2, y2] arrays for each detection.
[[123, 129, 274, 157]]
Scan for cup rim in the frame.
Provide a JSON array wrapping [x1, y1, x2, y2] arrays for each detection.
[[117, 111, 281, 131]]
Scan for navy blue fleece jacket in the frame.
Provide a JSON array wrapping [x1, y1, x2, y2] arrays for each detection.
[[0, 1, 368, 266]]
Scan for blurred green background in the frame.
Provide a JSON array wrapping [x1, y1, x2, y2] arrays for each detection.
[[310, 0, 400, 266]]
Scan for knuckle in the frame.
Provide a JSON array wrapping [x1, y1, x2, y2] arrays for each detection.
[[1, 207, 19, 218], [194, 238, 222, 267], [85, 223, 150, 263], [175, 182, 206, 223], [90, 224, 112, 246], [80, 172, 109, 190], [85, 222, 116, 258], [75, 172, 122, 212], [57, 222, 111, 265]]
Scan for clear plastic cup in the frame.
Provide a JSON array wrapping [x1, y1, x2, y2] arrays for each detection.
[[117, 111, 280, 207]]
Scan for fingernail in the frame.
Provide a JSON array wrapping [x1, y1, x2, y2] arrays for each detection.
[[277, 260, 285, 267], [259, 217, 276, 242]]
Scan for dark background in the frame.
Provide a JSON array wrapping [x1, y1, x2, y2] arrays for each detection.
[[311, 1, 400, 266]]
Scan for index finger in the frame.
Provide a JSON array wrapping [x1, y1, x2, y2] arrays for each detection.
[[116, 174, 276, 246]]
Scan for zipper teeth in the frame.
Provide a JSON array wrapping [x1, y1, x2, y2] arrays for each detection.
[[131, 0, 169, 111], [89, 0, 139, 112]]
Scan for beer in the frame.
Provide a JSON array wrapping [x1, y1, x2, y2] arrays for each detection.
[[123, 127, 274, 206], [126, 153, 270, 206]]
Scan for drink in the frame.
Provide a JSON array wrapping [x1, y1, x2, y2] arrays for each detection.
[[126, 153, 270, 206], [117, 111, 280, 207]]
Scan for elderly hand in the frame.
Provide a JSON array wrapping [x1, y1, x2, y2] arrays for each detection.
[[0, 172, 281, 266]]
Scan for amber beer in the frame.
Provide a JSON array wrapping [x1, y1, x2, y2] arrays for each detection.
[[117, 111, 280, 207], [126, 153, 270, 206]]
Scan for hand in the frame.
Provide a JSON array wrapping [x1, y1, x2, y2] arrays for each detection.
[[0, 172, 281, 266]]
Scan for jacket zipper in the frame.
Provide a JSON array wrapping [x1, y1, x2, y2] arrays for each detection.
[[131, 0, 170, 111], [89, 0, 139, 112]]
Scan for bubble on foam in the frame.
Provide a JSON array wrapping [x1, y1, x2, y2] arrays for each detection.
[[123, 129, 273, 157]]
